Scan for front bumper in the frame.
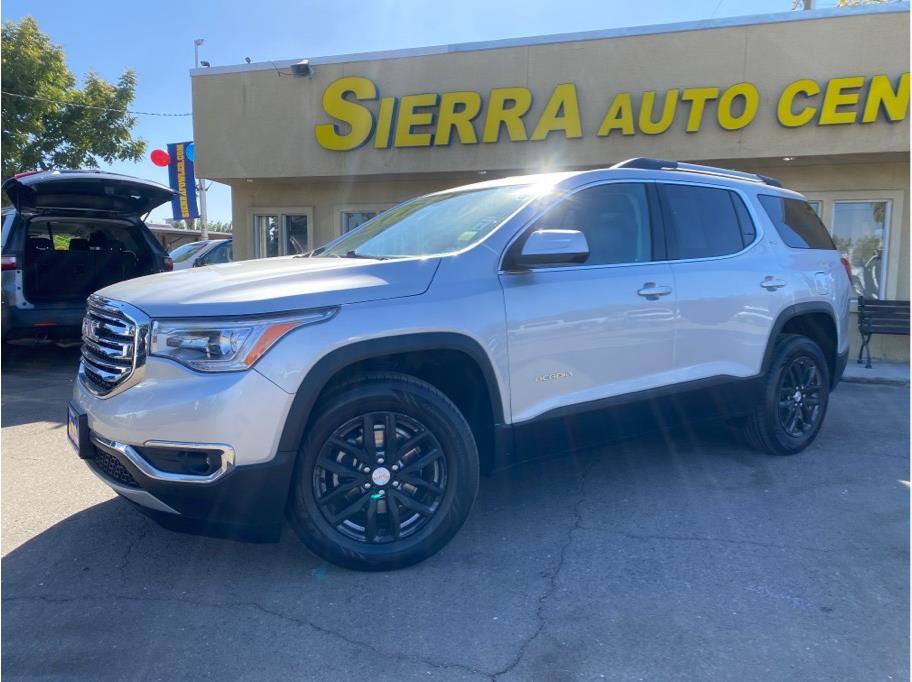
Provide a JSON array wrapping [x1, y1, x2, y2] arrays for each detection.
[[72, 357, 301, 537], [83, 433, 296, 539]]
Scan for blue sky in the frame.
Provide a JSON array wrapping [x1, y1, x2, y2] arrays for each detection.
[[2, 0, 844, 223]]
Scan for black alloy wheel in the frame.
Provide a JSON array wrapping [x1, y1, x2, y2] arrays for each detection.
[[289, 373, 479, 571], [743, 333, 831, 456], [776, 356, 824, 438], [313, 412, 447, 544]]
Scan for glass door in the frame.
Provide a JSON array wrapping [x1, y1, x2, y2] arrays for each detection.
[[832, 200, 891, 299], [283, 214, 310, 254], [254, 215, 280, 258]]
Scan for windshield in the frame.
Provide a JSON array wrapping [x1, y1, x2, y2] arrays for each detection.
[[319, 184, 543, 259], [170, 241, 208, 263]]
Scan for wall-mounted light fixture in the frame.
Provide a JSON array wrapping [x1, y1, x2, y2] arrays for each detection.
[[291, 59, 312, 77]]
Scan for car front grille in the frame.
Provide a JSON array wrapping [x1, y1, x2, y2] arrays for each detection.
[[90, 447, 140, 488], [79, 296, 148, 397]]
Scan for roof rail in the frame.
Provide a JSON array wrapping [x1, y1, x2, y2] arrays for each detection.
[[611, 157, 782, 188]]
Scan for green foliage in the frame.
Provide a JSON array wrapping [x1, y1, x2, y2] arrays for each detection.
[[206, 220, 232, 234], [1, 16, 145, 181], [833, 234, 882, 266], [169, 219, 232, 233], [851, 234, 882, 266]]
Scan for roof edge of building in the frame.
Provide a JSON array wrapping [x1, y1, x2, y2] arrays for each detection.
[[191, 2, 910, 78]]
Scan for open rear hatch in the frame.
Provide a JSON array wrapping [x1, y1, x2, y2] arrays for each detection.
[[3, 170, 175, 306], [3, 170, 174, 216]]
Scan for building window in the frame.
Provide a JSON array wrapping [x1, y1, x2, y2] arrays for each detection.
[[807, 200, 822, 217], [341, 210, 378, 234], [337, 205, 392, 235], [252, 208, 313, 258], [832, 200, 891, 300]]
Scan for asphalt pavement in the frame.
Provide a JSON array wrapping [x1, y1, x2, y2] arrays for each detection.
[[2, 346, 909, 680]]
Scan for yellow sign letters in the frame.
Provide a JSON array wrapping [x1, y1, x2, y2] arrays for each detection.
[[314, 73, 910, 151]]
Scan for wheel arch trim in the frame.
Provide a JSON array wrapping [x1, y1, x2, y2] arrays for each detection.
[[276, 332, 507, 453], [762, 301, 839, 378]]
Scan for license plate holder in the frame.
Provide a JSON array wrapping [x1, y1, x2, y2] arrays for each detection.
[[67, 402, 92, 459]]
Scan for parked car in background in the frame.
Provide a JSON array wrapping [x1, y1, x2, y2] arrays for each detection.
[[170, 239, 233, 270], [1, 170, 175, 343]]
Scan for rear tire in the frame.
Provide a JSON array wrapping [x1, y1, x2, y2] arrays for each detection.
[[288, 372, 479, 571], [743, 334, 830, 455]]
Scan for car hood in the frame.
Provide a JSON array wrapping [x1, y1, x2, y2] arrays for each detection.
[[95, 255, 441, 318]]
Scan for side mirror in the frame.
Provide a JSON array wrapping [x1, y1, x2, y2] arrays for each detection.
[[512, 229, 589, 269], [192, 257, 205, 267]]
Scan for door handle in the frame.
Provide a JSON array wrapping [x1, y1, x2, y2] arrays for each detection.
[[637, 283, 672, 300], [760, 276, 788, 291]]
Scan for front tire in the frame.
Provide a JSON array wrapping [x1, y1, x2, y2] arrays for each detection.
[[743, 334, 830, 455], [288, 373, 479, 571]]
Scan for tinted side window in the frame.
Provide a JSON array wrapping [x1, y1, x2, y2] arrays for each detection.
[[204, 241, 233, 264], [662, 184, 746, 259], [532, 183, 652, 266], [758, 195, 836, 250]]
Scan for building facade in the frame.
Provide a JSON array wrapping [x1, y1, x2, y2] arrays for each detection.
[[191, 4, 910, 360]]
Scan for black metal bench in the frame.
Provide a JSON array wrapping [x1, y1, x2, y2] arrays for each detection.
[[857, 296, 910, 368]]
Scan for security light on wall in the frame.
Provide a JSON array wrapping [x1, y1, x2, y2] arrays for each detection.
[[291, 59, 312, 77]]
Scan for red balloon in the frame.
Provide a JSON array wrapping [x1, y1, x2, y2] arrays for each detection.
[[150, 149, 170, 167]]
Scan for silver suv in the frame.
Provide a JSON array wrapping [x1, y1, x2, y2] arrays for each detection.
[[67, 158, 851, 570]]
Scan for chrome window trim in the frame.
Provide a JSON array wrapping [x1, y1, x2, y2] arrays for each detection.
[[498, 177, 769, 274], [92, 435, 236, 485]]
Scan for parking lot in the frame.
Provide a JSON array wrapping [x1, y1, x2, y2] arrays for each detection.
[[1, 346, 908, 680]]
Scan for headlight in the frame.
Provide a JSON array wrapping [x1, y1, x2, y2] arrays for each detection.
[[149, 308, 336, 372]]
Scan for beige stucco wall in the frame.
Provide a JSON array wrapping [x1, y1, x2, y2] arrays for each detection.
[[192, 11, 909, 181]]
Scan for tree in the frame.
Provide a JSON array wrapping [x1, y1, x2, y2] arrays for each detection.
[[167, 219, 232, 233], [1, 16, 145, 181], [207, 220, 232, 234]]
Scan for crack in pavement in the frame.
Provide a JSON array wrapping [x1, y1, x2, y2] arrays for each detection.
[[1, 592, 491, 678], [584, 530, 837, 555], [117, 520, 152, 587], [490, 454, 600, 680]]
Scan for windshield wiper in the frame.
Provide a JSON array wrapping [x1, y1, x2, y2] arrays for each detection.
[[338, 250, 392, 260], [299, 249, 395, 260]]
